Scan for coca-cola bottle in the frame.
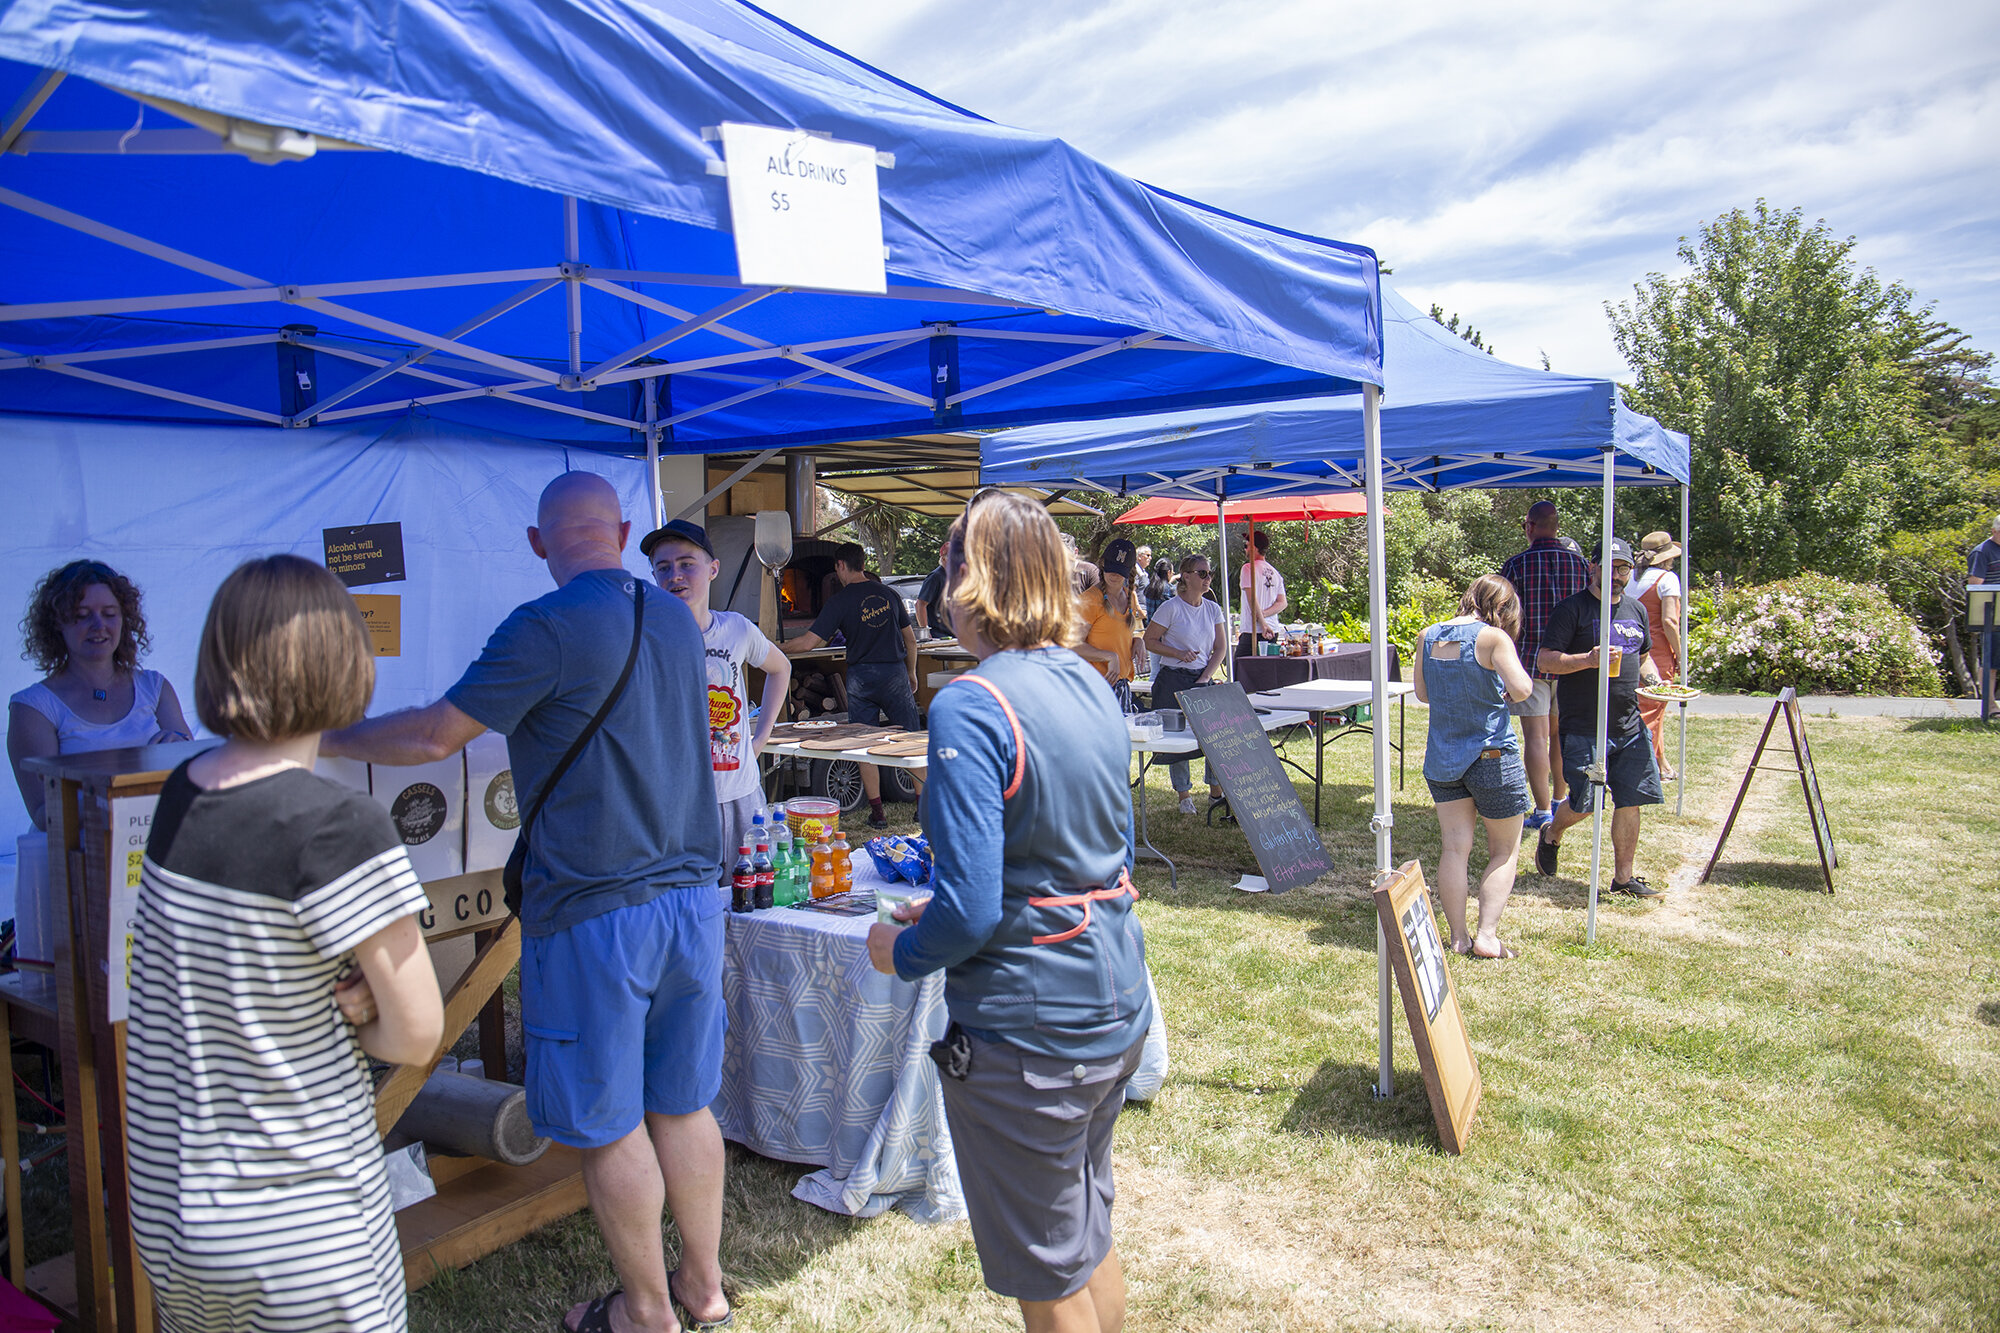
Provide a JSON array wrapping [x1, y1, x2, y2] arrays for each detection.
[[752, 840, 775, 911], [731, 844, 755, 914]]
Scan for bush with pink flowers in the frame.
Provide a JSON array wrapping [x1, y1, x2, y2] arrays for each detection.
[[1690, 574, 1942, 695]]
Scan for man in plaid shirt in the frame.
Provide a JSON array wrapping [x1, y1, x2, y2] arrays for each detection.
[[1501, 500, 1590, 828]]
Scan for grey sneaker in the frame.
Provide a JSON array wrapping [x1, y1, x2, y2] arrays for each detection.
[[1177, 793, 1197, 816], [1611, 876, 1662, 898]]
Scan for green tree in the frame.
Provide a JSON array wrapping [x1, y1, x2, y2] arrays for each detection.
[[1607, 201, 1937, 583]]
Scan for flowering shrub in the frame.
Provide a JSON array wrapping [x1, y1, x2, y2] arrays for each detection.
[[1690, 574, 1942, 695]]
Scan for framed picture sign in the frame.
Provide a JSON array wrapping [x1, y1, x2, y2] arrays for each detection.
[[1372, 860, 1481, 1154]]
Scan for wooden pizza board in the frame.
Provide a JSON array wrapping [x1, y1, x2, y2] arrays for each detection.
[[867, 738, 930, 757], [800, 732, 897, 751]]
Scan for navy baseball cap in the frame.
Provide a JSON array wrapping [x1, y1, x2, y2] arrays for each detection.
[[640, 518, 714, 559]]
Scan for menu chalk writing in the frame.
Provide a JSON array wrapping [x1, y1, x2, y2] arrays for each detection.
[[1179, 683, 1334, 894], [323, 522, 406, 588]]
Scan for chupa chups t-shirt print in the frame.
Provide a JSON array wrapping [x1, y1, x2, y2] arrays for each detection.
[[702, 611, 775, 802]]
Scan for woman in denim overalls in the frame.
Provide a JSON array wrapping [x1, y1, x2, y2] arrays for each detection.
[[1413, 575, 1536, 959]]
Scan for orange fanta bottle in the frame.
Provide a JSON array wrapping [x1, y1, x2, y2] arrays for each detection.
[[831, 833, 853, 894], [811, 838, 836, 899]]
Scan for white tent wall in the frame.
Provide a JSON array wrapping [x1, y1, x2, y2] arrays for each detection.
[[2, 413, 654, 866]]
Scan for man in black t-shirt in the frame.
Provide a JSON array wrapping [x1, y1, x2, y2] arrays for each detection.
[[784, 543, 921, 827], [1531, 538, 1666, 897], [916, 539, 953, 639]]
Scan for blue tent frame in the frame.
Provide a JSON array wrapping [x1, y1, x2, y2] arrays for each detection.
[[0, 0, 1383, 486], [985, 289, 1694, 1098], [982, 289, 1689, 497]]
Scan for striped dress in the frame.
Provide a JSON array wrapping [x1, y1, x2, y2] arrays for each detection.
[[128, 764, 430, 1333]]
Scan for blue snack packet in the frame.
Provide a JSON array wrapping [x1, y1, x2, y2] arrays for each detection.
[[864, 834, 933, 885]]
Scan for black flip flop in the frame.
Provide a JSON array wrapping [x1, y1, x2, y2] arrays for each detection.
[[563, 1290, 621, 1333], [669, 1271, 735, 1332]]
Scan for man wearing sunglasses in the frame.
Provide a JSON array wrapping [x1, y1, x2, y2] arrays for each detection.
[[1143, 555, 1230, 814]]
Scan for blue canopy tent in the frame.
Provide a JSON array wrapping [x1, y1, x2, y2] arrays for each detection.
[[0, 0, 1385, 528], [986, 288, 1692, 1098]]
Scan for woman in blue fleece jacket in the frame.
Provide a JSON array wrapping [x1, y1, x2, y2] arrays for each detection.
[[868, 489, 1150, 1333]]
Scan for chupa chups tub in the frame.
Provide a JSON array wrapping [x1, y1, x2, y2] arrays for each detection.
[[786, 797, 841, 847]]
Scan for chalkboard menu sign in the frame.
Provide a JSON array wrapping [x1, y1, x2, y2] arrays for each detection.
[[1700, 687, 1836, 894], [1373, 860, 1481, 1154], [1178, 682, 1334, 894]]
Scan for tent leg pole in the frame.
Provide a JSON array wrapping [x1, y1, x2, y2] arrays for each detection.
[[1677, 482, 1690, 815], [1363, 383, 1394, 1099], [1587, 446, 1615, 944], [1215, 485, 1232, 683], [644, 378, 663, 529]]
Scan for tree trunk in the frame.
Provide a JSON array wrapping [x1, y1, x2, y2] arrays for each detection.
[[1943, 612, 1975, 695]]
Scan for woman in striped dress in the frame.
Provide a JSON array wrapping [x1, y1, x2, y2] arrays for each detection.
[[128, 555, 443, 1332]]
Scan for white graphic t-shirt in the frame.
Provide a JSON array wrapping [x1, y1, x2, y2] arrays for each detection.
[[1239, 560, 1287, 629], [702, 611, 777, 802]]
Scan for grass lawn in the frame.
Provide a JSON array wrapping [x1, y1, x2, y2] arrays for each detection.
[[15, 706, 1998, 1330]]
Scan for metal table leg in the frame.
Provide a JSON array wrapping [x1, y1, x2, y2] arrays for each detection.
[[1131, 751, 1178, 890], [1314, 708, 1326, 826]]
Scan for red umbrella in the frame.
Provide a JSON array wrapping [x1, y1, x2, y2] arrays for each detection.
[[1115, 493, 1369, 525]]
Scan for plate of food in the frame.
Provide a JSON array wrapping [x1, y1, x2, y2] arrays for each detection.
[[789, 719, 838, 729], [1637, 683, 1703, 702]]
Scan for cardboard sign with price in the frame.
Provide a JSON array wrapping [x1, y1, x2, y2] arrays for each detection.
[[719, 121, 887, 294]]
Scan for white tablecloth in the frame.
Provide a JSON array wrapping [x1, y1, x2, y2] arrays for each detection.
[[711, 861, 1170, 1223]]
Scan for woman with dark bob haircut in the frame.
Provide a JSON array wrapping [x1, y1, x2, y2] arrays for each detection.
[[126, 555, 442, 1333], [9, 559, 190, 830], [869, 490, 1150, 1333]]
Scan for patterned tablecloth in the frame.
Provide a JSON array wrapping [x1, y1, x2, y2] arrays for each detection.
[[711, 862, 1169, 1223]]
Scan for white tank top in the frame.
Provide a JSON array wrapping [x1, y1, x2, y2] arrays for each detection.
[[11, 669, 170, 753]]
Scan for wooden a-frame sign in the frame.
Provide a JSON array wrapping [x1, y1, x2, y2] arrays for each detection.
[[1372, 860, 1481, 1154], [1700, 686, 1837, 893]]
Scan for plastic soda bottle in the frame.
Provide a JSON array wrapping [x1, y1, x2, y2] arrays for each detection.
[[831, 832, 853, 895], [751, 840, 774, 910], [731, 845, 755, 914], [810, 838, 836, 899]]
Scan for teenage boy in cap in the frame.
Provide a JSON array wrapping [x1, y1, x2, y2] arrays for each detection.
[[1533, 537, 1666, 897], [783, 542, 921, 829], [643, 519, 792, 874]]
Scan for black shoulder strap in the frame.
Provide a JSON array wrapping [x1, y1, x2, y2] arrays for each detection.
[[520, 579, 646, 840]]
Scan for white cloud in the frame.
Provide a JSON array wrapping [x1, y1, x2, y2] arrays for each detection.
[[759, 0, 2000, 382]]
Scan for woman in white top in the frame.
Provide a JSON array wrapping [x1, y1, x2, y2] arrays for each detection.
[[9, 560, 191, 829], [1630, 532, 1684, 780]]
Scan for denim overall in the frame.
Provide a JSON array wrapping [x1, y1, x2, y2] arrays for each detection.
[[1420, 620, 1517, 783]]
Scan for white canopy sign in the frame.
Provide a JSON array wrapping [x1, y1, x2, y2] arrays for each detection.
[[720, 122, 886, 294]]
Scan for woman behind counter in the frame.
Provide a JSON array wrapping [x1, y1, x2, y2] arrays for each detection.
[[869, 490, 1150, 1333], [1074, 536, 1147, 711], [8, 559, 190, 830]]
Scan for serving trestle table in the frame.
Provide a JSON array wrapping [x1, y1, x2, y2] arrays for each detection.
[[712, 860, 1170, 1222], [1243, 680, 1415, 824], [1232, 643, 1403, 694]]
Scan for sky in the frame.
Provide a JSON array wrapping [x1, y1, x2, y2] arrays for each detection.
[[754, 0, 2000, 383]]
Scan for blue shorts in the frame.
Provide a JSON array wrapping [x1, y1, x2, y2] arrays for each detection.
[[845, 661, 920, 730], [1561, 730, 1663, 813], [1425, 749, 1532, 820], [519, 886, 726, 1148]]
